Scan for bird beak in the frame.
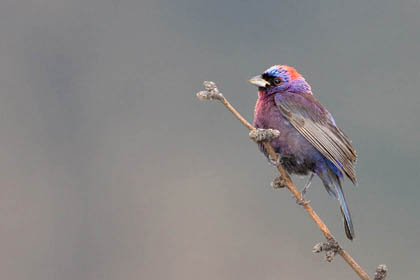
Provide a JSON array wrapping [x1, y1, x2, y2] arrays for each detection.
[[248, 75, 270, 87]]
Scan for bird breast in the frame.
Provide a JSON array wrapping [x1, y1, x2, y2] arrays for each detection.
[[254, 94, 316, 169]]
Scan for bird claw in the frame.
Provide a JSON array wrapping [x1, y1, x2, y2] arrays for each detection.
[[268, 154, 281, 167], [296, 197, 310, 206], [271, 176, 287, 189], [295, 173, 314, 205]]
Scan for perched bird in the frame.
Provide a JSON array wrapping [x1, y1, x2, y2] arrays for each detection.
[[249, 65, 357, 240]]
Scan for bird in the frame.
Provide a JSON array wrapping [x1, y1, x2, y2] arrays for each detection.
[[249, 65, 357, 240]]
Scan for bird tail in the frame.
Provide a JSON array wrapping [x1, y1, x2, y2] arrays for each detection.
[[337, 179, 355, 240], [318, 168, 355, 240]]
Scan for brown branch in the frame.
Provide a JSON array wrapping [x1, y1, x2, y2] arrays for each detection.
[[196, 81, 385, 280]]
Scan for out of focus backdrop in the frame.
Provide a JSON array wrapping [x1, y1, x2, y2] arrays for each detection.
[[0, 0, 419, 279]]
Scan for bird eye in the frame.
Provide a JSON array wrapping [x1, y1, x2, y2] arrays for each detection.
[[273, 78, 282, 85]]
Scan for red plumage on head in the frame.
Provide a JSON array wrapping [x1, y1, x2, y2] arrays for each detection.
[[280, 65, 302, 81]]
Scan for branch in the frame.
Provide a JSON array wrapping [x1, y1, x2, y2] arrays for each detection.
[[196, 81, 387, 280]]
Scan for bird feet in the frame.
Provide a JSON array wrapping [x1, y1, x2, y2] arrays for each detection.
[[296, 197, 311, 206], [294, 173, 315, 206], [249, 128, 280, 143], [271, 175, 287, 189], [267, 154, 281, 167]]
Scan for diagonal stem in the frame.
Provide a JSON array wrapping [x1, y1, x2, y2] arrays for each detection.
[[197, 81, 373, 280]]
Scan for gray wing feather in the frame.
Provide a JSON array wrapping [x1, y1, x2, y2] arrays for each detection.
[[275, 93, 357, 184]]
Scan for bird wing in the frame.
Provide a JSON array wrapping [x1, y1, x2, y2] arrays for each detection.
[[274, 92, 357, 184]]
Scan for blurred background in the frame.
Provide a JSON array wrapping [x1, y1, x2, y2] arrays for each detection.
[[0, 0, 419, 279]]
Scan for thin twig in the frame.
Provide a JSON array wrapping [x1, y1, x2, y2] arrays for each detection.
[[196, 81, 383, 280]]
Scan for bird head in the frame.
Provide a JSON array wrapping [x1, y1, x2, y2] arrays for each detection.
[[249, 65, 311, 95]]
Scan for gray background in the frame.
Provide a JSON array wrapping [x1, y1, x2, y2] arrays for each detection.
[[0, 0, 419, 279]]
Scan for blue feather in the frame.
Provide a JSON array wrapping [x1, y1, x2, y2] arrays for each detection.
[[317, 167, 355, 240], [326, 158, 344, 178]]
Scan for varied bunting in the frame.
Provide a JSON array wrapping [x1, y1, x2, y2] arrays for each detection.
[[249, 65, 357, 240]]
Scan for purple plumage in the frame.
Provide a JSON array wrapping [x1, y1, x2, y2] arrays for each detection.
[[250, 65, 357, 240]]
